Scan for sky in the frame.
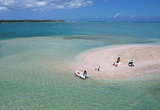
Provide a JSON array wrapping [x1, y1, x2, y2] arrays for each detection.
[[0, 0, 160, 21]]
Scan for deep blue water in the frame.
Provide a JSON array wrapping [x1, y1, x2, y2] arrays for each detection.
[[0, 22, 160, 39]]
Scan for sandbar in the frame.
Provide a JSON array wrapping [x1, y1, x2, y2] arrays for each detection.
[[69, 45, 160, 78]]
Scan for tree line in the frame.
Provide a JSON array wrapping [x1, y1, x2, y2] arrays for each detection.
[[0, 20, 65, 23]]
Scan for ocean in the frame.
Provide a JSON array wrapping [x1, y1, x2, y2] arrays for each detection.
[[0, 22, 160, 110]]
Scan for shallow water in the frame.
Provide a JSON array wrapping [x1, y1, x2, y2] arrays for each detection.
[[0, 22, 160, 109]]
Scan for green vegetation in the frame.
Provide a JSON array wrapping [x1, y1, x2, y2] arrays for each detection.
[[0, 20, 65, 23]]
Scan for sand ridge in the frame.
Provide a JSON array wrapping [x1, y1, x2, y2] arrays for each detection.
[[70, 45, 160, 78]]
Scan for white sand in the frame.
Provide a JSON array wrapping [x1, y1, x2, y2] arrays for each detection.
[[69, 45, 160, 78]]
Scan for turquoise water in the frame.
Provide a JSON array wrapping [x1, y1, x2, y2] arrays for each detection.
[[0, 22, 160, 110]]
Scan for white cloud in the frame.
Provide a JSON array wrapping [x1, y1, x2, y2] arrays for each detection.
[[83, 1, 93, 7], [95, 16, 98, 18], [0, 6, 8, 11], [69, 2, 82, 9], [131, 15, 135, 18], [114, 13, 120, 18], [35, 1, 47, 6], [1, 0, 15, 5], [114, 13, 125, 18], [26, 4, 34, 8], [55, 5, 65, 9], [0, 0, 94, 11]]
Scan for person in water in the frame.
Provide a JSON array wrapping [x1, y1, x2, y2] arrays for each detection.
[[117, 57, 120, 63], [128, 60, 134, 67]]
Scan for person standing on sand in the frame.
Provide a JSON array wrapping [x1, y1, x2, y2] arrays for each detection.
[[83, 70, 87, 76]]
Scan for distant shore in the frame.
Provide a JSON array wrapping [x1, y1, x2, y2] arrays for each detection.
[[69, 45, 160, 78], [0, 20, 65, 23]]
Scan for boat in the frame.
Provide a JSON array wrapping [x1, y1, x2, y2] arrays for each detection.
[[75, 70, 89, 79], [115, 62, 121, 67]]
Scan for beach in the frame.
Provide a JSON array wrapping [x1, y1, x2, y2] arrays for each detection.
[[70, 45, 160, 78]]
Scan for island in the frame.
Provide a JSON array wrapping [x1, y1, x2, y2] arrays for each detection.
[[0, 20, 65, 23]]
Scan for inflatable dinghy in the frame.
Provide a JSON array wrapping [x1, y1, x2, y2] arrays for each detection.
[[75, 70, 89, 79], [115, 62, 121, 67]]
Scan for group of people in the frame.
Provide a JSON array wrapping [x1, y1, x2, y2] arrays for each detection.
[[83, 57, 134, 75], [116, 57, 134, 67]]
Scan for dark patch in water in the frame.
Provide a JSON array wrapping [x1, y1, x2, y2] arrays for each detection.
[[63, 35, 105, 40], [134, 41, 158, 44], [63, 35, 158, 45]]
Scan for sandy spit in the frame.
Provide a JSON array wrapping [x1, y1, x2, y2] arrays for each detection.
[[69, 45, 160, 78]]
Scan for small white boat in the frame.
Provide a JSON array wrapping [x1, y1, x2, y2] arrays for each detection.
[[115, 62, 121, 67], [75, 70, 89, 79]]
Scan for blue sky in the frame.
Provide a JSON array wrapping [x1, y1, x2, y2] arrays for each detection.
[[0, 0, 160, 21]]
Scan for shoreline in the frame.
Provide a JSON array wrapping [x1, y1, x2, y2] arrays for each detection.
[[69, 44, 160, 78]]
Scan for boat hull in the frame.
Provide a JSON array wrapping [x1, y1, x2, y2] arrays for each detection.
[[75, 70, 89, 79]]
